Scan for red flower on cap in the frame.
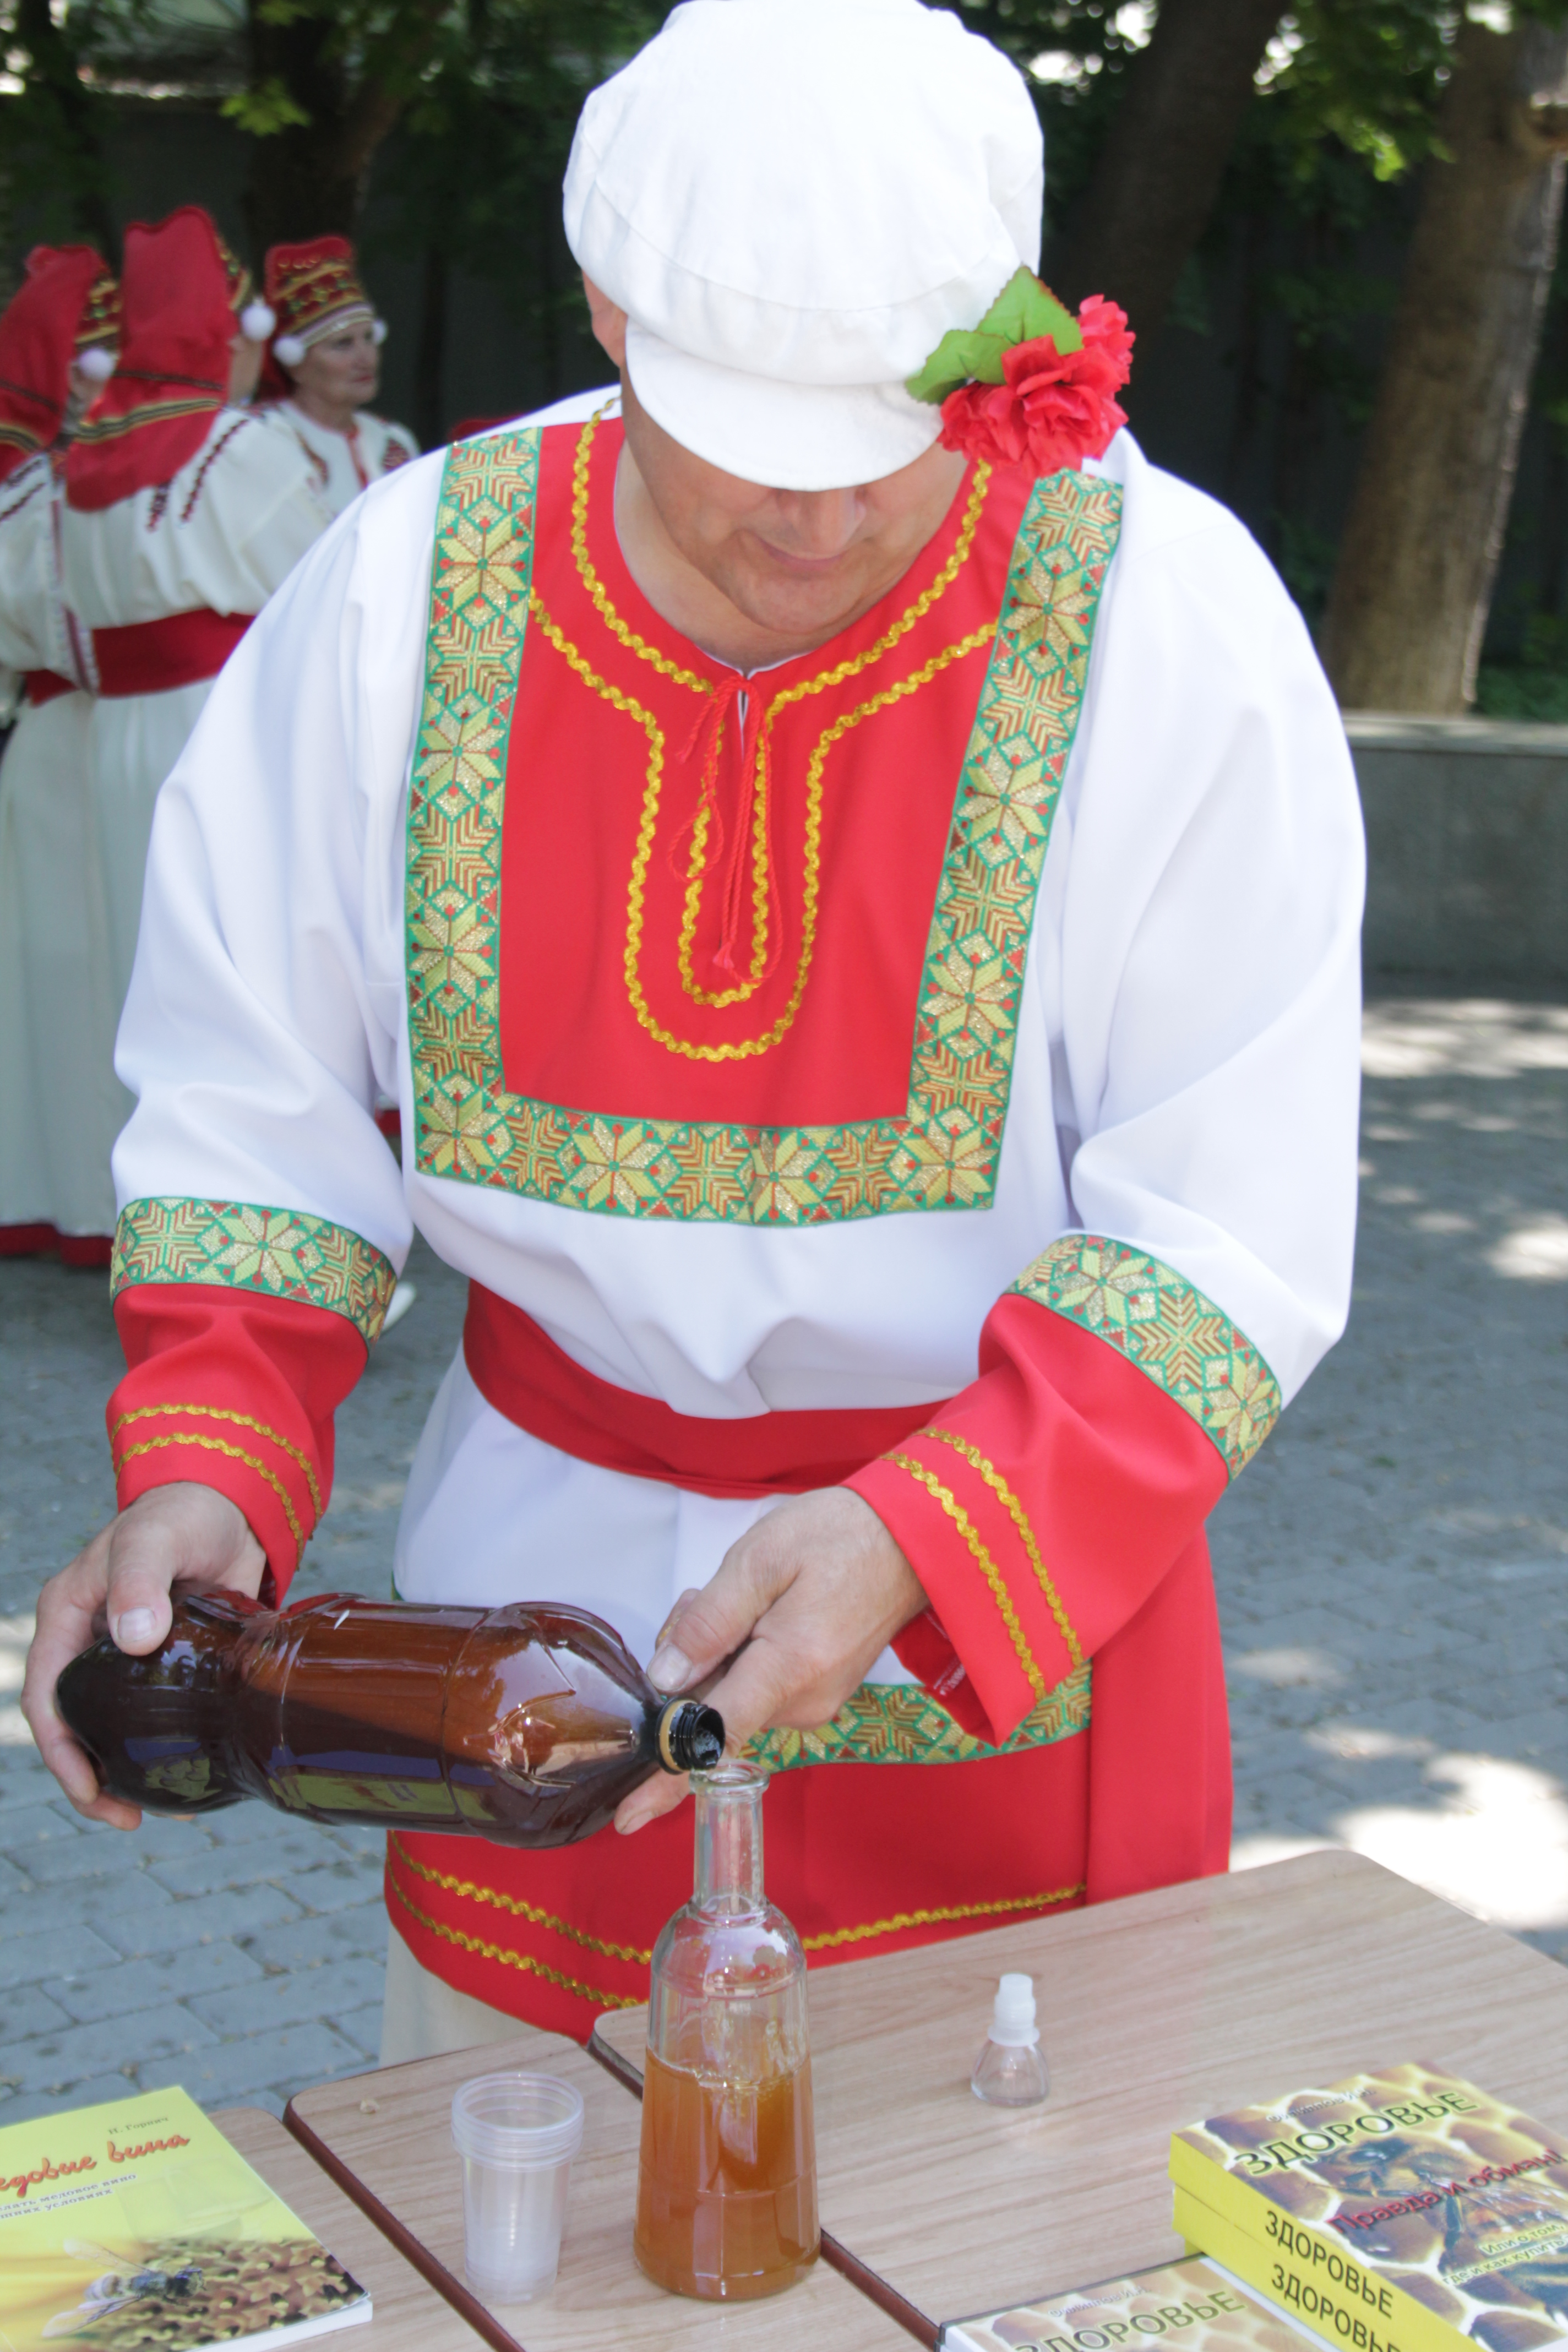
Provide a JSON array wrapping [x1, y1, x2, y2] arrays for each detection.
[[939, 295, 1133, 473], [907, 271, 1134, 478]]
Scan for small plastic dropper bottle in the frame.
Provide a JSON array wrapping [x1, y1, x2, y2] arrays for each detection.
[[971, 1972, 1050, 2106]]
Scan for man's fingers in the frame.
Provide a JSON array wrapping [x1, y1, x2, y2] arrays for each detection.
[[21, 1540, 141, 1828], [20, 1532, 113, 1754], [647, 1541, 788, 1693], [694, 1635, 801, 1754], [614, 1770, 690, 1837], [654, 1588, 701, 1652], [104, 1566, 173, 1653], [23, 1487, 264, 1828]]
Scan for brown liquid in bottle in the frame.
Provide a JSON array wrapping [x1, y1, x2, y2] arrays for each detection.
[[56, 1593, 722, 1848], [633, 1761, 818, 2301], [634, 2050, 818, 2300]]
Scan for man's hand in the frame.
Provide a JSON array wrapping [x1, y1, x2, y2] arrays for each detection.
[[23, 1484, 266, 1831], [613, 1487, 927, 1834]]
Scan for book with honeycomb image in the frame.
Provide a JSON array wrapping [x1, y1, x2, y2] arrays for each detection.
[[0, 2086, 369, 2352], [1170, 2062, 1568, 2352], [941, 2253, 1325, 2352]]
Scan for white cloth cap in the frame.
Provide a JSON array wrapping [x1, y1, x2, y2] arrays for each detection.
[[563, 0, 1043, 489]]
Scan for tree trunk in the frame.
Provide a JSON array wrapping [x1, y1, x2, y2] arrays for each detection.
[[1053, 0, 1286, 345], [242, 8, 361, 254], [240, 2, 443, 258], [14, 0, 117, 259], [1320, 21, 1568, 715]]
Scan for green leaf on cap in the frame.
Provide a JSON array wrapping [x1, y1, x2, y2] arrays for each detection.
[[905, 268, 1084, 405]]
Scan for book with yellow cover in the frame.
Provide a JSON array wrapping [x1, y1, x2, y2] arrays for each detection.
[[941, 2253, 1326, 2352], [0, 2087, 370, 2352], [1169, 2064, 1568, 2352], [1172, 2182, 1430, 2352]]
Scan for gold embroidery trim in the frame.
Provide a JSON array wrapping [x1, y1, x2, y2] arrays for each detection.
[[406, 437, 1122, 1224], [886, 1451, 1047, 1702], [924, 1429, 1083, 1670], [389, 1833, 652, 1964], [564, 408, 993, 1046], [570, 407, 989, 696], [803, 1881, 1084, 1951], [114, 1431, 306, 1558], [628, 618, 995, 1063], [387, 1874, 643, 2008], [110, 1403, 324, 1520]]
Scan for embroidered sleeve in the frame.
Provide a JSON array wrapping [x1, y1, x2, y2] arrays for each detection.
[[107, 1197, 393, 1592], [107, 1202, 395, 1592], [846, 1240, 1267, 1746]]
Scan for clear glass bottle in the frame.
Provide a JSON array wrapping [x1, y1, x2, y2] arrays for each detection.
[[971, 1972, 1050, 2106], [633, 1760, 819, 2300]]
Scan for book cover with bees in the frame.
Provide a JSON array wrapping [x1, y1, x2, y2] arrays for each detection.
[[940, 2253, 1326, 2352], [0, 2086, 370, 2352], [1169, 2063, 1568, 2352]]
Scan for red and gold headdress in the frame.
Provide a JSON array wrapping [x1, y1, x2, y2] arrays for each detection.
[[64, 207, 273, 513], [264, 236, 385, 374], [0, 246, 116, 482], [73, 264, 122, 384]]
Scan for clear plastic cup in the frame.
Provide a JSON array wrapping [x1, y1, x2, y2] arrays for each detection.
[[451, 2071, 585, 2303]]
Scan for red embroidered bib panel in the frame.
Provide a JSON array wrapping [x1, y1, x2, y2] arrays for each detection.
[[496, 416, 1032, 1129]]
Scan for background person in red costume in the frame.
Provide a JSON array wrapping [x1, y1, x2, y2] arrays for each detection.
[[24, 0, 1363, 2061], [259, 236, 418, 516], [0, 248, 123, 1267], [59, 205, 331, 1027]]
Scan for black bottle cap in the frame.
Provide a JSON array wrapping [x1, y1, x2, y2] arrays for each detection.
[[655, 1698, 725, 1774]]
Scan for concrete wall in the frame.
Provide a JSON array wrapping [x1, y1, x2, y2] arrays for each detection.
[[1349, 716, 1568, 988]]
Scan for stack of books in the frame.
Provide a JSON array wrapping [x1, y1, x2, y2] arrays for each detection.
[[1169, 2062, 1568, 2352]]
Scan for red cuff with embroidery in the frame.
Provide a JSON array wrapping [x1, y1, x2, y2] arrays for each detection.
[[846, 1297, 1228, 1747], [108, 1286, 369, 1600]]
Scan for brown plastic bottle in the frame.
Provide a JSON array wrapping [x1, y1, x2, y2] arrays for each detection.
[[56, 1592, 724, 1847]]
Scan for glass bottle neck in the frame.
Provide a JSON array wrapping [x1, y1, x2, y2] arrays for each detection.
[[693, 1767, 766, 1915]]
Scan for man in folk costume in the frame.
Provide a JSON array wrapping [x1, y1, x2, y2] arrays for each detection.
[[260, 237, 418, 515], [26, 1, 1362, 2057], [0, 248, 124, 1266], [59, 207, 331, 1021]]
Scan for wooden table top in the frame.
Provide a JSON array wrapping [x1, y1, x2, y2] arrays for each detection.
[[592, 1849, 1568, 2342], [213, 2106, 489, 2350], [285, 2021, 912, 2352]]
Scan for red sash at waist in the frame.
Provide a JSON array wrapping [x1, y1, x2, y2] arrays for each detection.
[[463, 1281, 943, 1500], [94, 608, 251, 698], [22, 670, 76, 707]]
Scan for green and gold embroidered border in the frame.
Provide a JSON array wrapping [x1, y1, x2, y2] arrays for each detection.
[[405, 431, 1123, 1225], [112, 1197, 396, 1344], [744, 1664, 1090, 1772], [1013, 1234, 1281, 1477]]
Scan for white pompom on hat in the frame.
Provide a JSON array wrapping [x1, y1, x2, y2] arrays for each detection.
[[239, 299, 276, 342], [274, 334, 307, 368], [563, 0, 1043, 491], [75, 344, 116, 383]]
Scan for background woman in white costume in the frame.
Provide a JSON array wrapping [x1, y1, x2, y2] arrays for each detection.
[[260, 236, 418, 516], [0, 248, 124, 1262], [59, 206, 331, 1020]]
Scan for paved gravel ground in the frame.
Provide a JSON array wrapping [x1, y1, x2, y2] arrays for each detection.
[[1, 993, 1565, 2124]]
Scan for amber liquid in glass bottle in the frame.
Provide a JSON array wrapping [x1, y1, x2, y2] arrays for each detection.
[[56, 1592, 723, 1848], [633, 1761, 819, 2299]]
